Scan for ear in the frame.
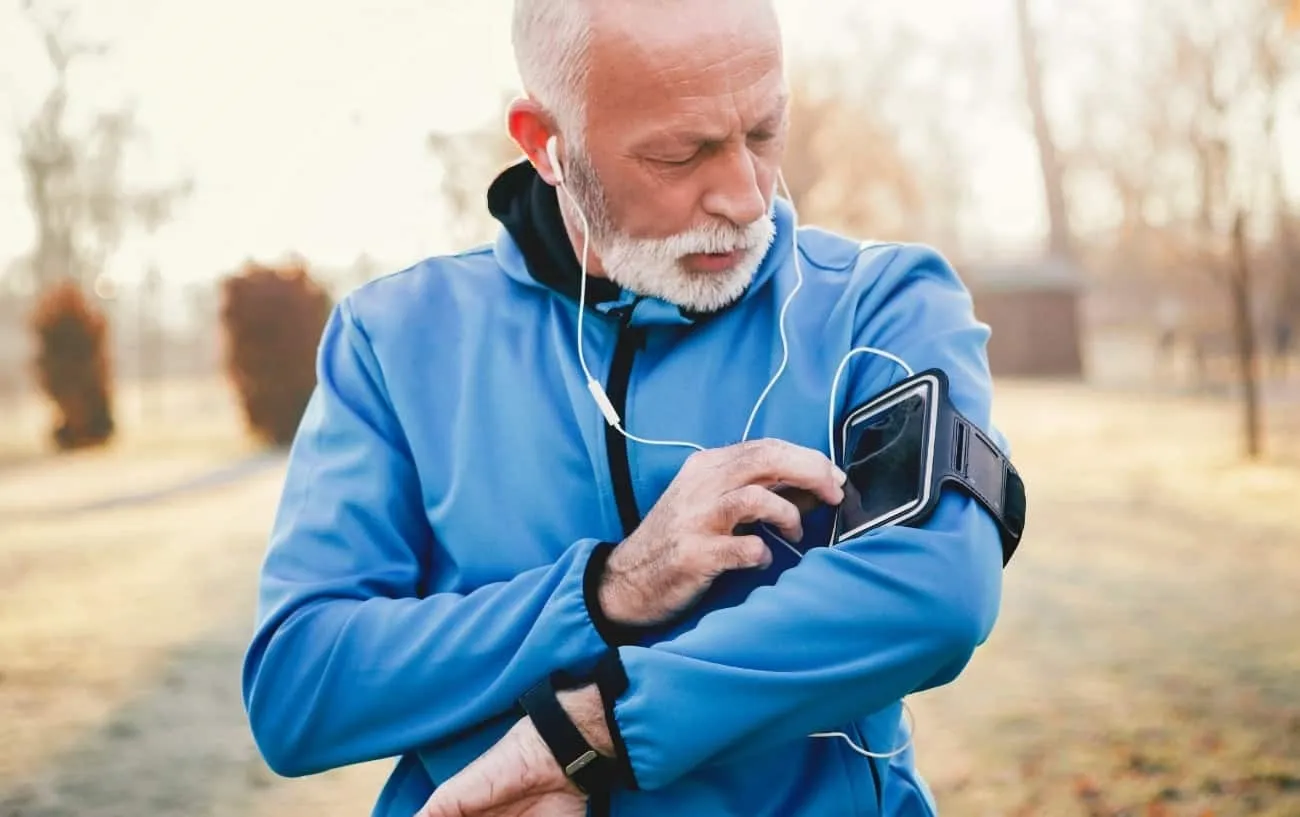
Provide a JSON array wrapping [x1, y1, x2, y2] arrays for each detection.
[[507, 97, 562, 186]]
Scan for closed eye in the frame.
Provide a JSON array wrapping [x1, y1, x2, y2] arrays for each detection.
[[650, 151, 701, 167]]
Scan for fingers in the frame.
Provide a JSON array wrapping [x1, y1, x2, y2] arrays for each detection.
[[413, 753, 506, 817], [717, 439, 847, 506], [705, 534, 773, 573], [719, 484, 804, 542]]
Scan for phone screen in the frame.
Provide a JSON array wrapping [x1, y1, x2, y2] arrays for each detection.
[[837, 385, 931, 540]]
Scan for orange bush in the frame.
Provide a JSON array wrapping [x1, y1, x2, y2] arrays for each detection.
[[219, 259, 332, 447], [29, 280, 115, 450]]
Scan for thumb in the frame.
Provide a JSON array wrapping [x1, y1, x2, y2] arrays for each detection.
[[413, 792, 466, 817]]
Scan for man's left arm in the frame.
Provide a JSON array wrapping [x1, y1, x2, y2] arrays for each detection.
[[584, 244, 1006, 791], [416, 245, 1007, 812]]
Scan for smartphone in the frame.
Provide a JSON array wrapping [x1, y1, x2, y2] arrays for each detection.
[[831, 372, 942, 544]]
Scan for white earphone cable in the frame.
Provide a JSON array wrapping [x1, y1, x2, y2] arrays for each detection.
[[738, 172, 802, 444], [556, 143, 709, 453], [808, 698, 916, 759], [826, 347, 915, 461], [758, 520, 917, 760], [551, 137, 916, 762]]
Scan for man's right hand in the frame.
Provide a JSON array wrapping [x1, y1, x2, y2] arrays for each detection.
[[597, 439, 847, 629]]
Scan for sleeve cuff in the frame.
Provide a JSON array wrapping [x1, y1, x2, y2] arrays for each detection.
[[582, 542, 660, 648], [592, 649, 638, 790]]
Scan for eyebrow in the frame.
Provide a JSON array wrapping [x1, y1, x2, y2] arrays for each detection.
[[640, 93, 790, 149]]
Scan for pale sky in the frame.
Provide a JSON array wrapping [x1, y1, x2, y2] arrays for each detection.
[[0, 1, 1295, 289]]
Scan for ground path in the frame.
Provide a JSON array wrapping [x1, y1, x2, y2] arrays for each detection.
[[0, 381, 1296, 816]]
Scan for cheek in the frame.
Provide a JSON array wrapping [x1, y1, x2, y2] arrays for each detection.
[[607, 174, 703, 238], [758, 163, 781, 200], [754, 145, 785, 197]]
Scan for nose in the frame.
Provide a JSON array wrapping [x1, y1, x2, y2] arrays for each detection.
[[700, 145, 768, 227]]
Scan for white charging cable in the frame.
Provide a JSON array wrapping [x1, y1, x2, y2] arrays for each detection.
[[549, 136, 917, 761]]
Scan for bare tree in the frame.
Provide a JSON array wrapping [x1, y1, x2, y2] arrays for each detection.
[[1263, 3, 1300, 362], [1067, 0, 1298, 457], [781, 14, 989, 257], [427, 92, 525, 249], [781, 60, 924, 244], [1164, 0, 1293, 455], [1231, 211, 1264, 457], [15, 1, 192, 293], [1013, 0, 1073, 261]]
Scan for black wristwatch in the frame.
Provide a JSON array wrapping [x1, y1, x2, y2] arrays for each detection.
[[518, 673, 620, 798]]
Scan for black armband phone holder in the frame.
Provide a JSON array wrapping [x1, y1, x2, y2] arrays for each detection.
[[830, 368, 1026, 566]]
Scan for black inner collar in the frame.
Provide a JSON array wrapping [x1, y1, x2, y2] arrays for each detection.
[[488, 160, 622, 306], [486, 159, 735, 322]]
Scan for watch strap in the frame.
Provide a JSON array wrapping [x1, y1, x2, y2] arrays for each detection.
[[518, 673, 617, 797]]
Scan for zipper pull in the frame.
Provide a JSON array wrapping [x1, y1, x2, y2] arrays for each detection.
[[610, 296, 644, 328]]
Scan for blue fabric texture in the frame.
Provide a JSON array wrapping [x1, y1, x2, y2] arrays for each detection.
[[241, 193, 1006, 816]]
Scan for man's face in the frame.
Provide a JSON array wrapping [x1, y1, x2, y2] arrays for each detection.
[[560, 0, 788, 313]]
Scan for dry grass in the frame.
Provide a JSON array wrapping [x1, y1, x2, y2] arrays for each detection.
[[0, 470, 280, 788], [0, 377, 1295, 816], [0, 378, 395, 817], [0, 461, 393, 817], [0, 377, 256, 471], [911, 380, 1300, 817]]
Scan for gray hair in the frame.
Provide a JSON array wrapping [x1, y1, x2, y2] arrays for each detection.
[[511, 0, 594, 138]]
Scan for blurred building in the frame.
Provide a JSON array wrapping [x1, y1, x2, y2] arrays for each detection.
[[965, 255, 1085, 379]]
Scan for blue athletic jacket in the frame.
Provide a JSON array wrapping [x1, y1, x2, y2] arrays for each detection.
[[241, 161, 1007, 817]]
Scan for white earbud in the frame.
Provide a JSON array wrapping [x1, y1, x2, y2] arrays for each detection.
[[546, 135, 565, 185]]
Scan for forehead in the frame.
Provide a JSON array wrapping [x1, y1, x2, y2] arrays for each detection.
[[583, 2, 786, 140]]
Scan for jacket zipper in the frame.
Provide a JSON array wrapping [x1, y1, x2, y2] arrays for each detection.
[[591, 304, 643, 817], [593, 303, 884, 815], [591, 308, 884, 815], [603, 304, 645, 538]]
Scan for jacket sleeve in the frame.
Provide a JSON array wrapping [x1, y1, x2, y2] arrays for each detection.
[[241, 298, 614, 778], [599, 244, 1007, 791]]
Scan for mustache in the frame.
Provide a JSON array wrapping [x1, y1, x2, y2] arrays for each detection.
[[659, 218, 776, 255]]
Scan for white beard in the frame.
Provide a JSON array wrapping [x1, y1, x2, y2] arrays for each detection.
[[598, 217, 776, 313], [562, 148, 777, 313]]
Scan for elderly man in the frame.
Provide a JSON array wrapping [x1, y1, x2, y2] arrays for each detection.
[[242, 0, 1024, 815]]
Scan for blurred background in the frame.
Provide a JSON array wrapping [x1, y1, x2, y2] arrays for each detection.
[[1, 1, 1298, 815]]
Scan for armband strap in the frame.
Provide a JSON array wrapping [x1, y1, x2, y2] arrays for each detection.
[[947, 411, 1026, 565]]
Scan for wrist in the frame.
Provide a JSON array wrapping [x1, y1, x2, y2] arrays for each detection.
[[597, 567, 637, 627], [557, 685, 615, 758], [584, 542, 655, 644], [519, 674, 623, 798], [511, 716, 573, 791]]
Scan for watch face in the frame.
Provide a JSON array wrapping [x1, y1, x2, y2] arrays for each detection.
[[835, 375, 938, 543]]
